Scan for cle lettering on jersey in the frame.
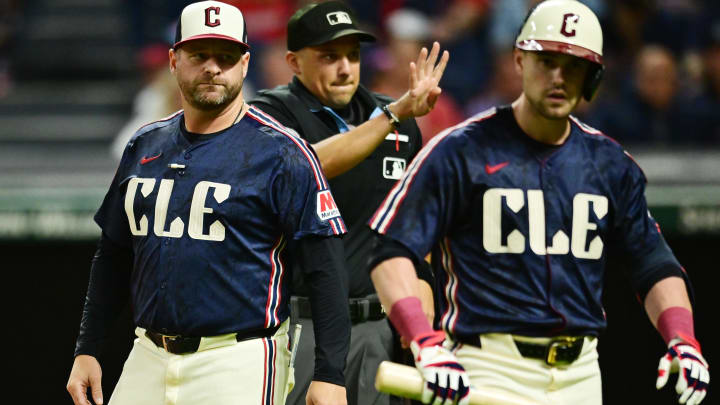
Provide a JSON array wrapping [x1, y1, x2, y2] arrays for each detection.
[[124, 177, 229, 241], [316, 190, 341, 220], [483, 188, 607, 259]]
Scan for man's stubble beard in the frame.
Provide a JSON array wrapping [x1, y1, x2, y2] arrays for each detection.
[[180, 79, 243, 111], [527, 92, 576, 121]]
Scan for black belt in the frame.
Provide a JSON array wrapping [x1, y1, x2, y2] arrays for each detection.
[[145, 324, 281, 355], [291, 295, 386, 324], [454, 335, 585, 367], [514, 336, 585, 366]]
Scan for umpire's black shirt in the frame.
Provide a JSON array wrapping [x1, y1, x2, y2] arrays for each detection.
[[251, 77, 422, 297]]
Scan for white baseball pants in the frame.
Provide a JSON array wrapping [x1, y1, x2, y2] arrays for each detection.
[[451, 333, 602, 405], [109, 320, 292, 405]]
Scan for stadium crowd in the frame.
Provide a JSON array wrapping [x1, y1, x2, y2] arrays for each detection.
[[3, 0, 720, 148]]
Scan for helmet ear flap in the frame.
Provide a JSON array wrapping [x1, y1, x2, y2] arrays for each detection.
[[583, 64, 604, 101]]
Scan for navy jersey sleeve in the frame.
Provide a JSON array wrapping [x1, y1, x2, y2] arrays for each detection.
[[94, 148, 133, 248], [269, 136, 346, 240], [612, 154, 688, 299], [369, 131, 466, 261]]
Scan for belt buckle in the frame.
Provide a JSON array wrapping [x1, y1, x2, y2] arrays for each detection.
[[162, 335, 178, 352], [349, 298, 369, 323], [545, 336, 579, 366]]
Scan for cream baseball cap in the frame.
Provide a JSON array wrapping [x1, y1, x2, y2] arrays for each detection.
[[173, 1, 249, 51]]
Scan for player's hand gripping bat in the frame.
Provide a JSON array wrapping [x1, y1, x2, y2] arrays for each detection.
[[375, 361, 540, 405]]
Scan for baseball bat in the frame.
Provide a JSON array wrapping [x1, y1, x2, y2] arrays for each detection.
[[375, 361, 539, 405]]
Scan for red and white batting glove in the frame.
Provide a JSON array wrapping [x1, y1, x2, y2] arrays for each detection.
[[410, 330, 470, 405], [656, 337, 710, 405]]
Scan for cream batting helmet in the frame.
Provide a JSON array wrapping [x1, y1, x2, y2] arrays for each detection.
[[515, 0, 604, 100]]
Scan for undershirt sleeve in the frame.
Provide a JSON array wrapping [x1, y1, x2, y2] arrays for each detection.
[[367, 234, 434, 286], [297, 235, 351, 386], [74, 232, 133, 358]]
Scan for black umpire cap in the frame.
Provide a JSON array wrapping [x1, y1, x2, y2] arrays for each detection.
[[287, 1, 376, 51]]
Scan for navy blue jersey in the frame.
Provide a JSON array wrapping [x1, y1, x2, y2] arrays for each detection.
[[96, 106, 345, 336], [370, 106, 682, 338]]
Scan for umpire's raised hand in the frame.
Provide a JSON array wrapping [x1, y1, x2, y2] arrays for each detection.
[[386, 41, 450, 121]]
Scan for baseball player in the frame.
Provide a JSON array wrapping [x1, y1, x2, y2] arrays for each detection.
[[249, 2, 448, 404], [368, 1, 710, 405], [66, 2, 350, 405]]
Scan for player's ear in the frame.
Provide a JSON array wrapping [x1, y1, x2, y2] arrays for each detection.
[[286, 51, 301, 75], [169, 48, 178, 75], [241, 51, 250, 78], [513, 48, 524, 75]]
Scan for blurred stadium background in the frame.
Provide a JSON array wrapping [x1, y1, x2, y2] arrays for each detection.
[[1, 0, 717, 404]]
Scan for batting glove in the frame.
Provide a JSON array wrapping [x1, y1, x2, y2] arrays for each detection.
[[410, 330, 470, 405], [656, 337, 710, 405]]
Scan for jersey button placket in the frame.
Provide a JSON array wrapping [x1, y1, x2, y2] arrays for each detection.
[[177, 151, 192, 176], [544, 163, 553, 191]]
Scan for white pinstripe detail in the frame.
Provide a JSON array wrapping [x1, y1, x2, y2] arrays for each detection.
[[265, 236, 286, 328], [439, 238, 460, 334], [569, 115, 602, 134]]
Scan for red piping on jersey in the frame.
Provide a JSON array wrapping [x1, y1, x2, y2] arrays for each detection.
[[272, 238, 287, 325], [569, 115, 618, 144], [328, 218, 338, 234], [264, 236, 285, 328], [250, 107, 346, 236], [440, 238, 461, 334], [134, 109, 183, 135], [569, 115, 648, 182], [337, 217, 347, 233], [247, 108, 327, 190]]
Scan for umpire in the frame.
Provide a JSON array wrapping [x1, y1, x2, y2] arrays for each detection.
[[250, 2, 449, 404]]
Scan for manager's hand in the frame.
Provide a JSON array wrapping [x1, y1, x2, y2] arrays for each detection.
[[67, 354, 104, 405], [306, 380, 347, 405]]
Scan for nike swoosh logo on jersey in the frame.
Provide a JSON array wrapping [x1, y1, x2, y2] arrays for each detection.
[[140, 153, 162, 165], [485, 161, 509, 174]]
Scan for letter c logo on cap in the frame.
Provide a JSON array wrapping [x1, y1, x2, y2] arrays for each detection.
[[205, 7, 220, 27], [560, 13, 578, 37]]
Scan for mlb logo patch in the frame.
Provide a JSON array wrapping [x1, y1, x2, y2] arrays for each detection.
[[383, 157, 406, 180], [317, 190, 341, 220], [326, 11, 352, 25]]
